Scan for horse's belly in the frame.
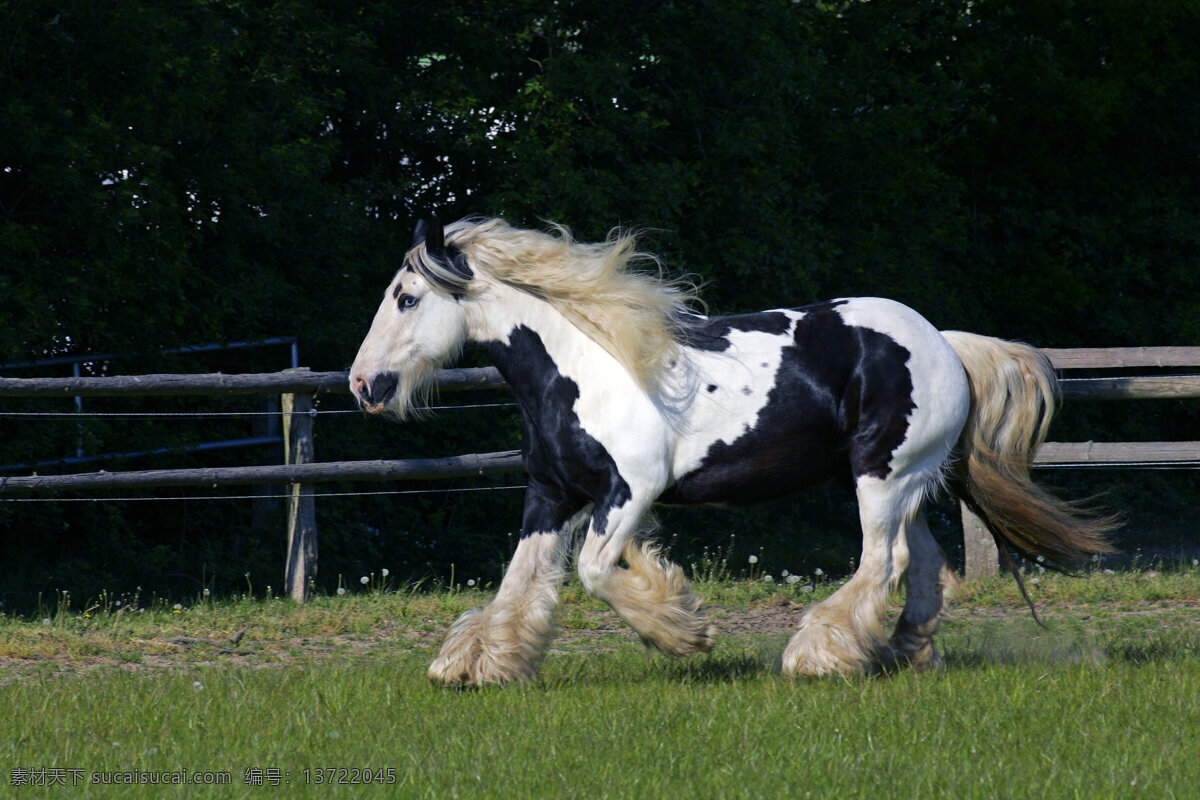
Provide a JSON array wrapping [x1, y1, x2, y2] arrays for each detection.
[[659, 427, 848, 505]]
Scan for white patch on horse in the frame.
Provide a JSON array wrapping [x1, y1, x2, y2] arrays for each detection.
[[669, 311, 802, 480]]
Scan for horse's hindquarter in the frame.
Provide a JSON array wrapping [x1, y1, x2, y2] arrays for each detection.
[[662, 299, 968, 505]]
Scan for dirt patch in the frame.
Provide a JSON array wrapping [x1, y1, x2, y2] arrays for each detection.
[[1, 599, 1195, 681]]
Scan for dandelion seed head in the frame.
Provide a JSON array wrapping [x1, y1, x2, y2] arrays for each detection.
[[360, 576, 369, 585], [336, 587, 346, 596], [381, 568, 390, 577], [813, 568, 824, 577], [748, 555, 758, 564]]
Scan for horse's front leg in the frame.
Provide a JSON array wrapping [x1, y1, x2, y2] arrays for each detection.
[[428, 483, 581, 687], [577, 493, 715, 657]]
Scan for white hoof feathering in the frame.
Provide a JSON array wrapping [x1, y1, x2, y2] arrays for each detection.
[[427, 601, 556, 687], [781, 593, 887, 677], [607, 540, 715, 657]]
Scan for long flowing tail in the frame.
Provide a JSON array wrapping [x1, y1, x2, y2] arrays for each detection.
[[942, 331, 1119, 576]]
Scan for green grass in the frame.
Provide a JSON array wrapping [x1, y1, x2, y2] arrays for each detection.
[[1, 571, 1198, 798]]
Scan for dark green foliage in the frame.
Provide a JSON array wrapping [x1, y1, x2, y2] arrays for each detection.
[[2, 1, 1197, 608]]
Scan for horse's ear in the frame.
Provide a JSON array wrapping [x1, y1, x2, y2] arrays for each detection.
[[423, 215, 445, 252], [412, 219, 429, 246]]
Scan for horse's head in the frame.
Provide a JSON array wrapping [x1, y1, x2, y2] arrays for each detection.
[[350, 217, 475, 418]]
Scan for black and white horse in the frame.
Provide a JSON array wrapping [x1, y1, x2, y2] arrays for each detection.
[[350, 217, 1114, 686]]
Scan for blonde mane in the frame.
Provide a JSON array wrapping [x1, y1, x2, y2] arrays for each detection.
[[413, 217, 698, 391]]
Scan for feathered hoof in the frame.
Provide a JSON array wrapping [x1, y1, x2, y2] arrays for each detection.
[[781, 614, 881, 678], [873, 640, 943, 675], [426, 606, 548, 688], [638, 614, 717, 658]]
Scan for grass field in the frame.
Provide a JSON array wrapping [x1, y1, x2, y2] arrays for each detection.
[[1, 569, 1198, 799]]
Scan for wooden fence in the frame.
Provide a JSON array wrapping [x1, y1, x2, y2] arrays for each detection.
[[1, 347, 1198, 596]]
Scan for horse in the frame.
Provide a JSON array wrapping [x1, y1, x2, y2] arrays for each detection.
[[349, 216, 1116, 687]]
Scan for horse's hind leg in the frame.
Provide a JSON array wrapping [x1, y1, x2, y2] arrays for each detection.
[[883, 509, 956, 671], [782, 473, 916, 677], [577, 500, 715, 657], [428, 518, 577, 687]]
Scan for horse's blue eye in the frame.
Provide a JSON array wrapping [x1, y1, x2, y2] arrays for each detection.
[[399, 294, 419, 311]]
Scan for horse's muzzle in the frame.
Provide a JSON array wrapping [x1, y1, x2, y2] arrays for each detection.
[[351, 372, 399, 414]]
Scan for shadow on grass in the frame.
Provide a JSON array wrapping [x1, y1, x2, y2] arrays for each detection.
[[535, 616, 1200, 688], [538, 638, 786, 688], [656, 650, 778, 684], [942, 621, 1200, 669]]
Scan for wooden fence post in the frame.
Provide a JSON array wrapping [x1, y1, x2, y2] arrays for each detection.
[[282, 386, 316, 601], [961, 502, 998, 580]]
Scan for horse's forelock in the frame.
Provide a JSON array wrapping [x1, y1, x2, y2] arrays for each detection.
[[407, 239, 474, 298]]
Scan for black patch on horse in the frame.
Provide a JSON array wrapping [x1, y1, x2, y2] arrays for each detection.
[[677, 310, 795, 352], [482, 326, 632, 535], [661, 303, 915, 504]]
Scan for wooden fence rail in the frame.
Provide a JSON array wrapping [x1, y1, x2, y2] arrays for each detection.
[[0, 451, 526, 491], [0, 366, 506, 397], [2, 347, 1199, 595]]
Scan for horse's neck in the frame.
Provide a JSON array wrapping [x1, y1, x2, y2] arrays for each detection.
[[466, 283, 631, 397]]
